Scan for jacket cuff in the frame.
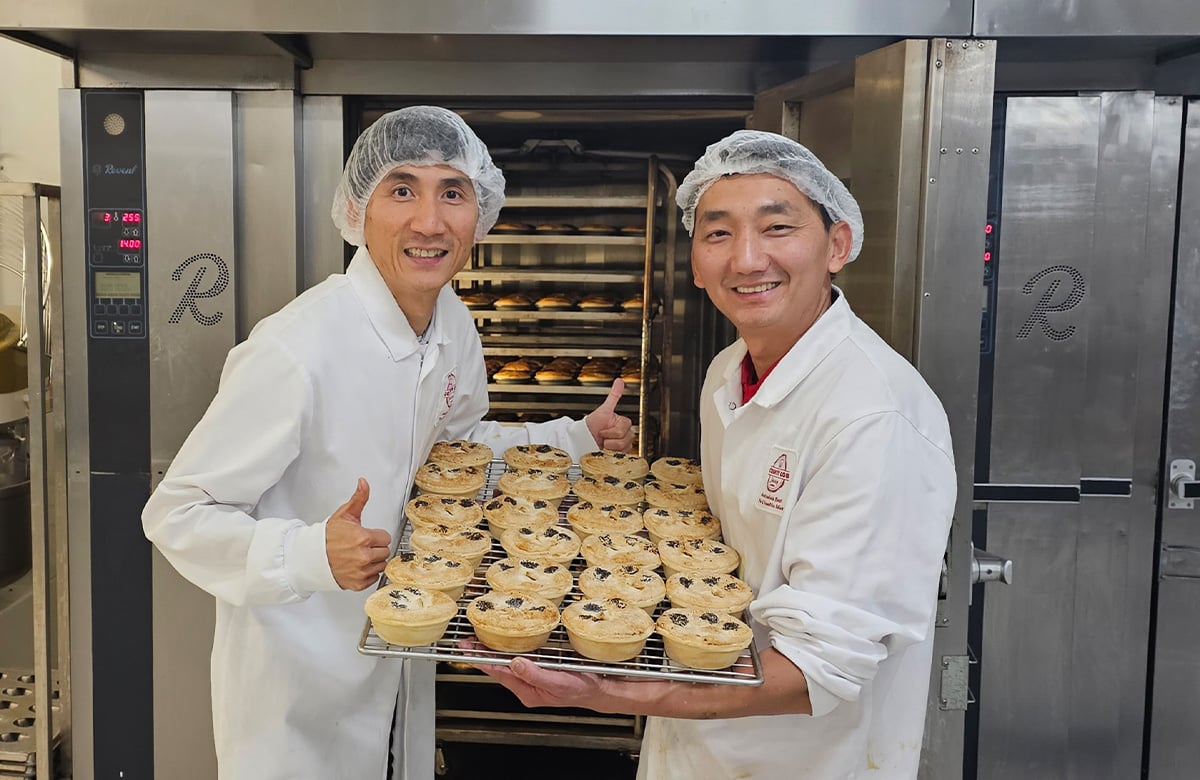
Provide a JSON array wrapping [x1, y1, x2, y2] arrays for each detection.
[[284, 520, 340, 596], [771, 635, 846, 718], [565, 418, 601, 460]]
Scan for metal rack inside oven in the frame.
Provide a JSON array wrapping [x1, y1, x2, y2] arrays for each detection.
[[358, 459, 763, 752]]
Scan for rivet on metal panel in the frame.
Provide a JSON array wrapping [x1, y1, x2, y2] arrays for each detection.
[[935, 60, 943, 68], [929, 177, 937, 184], [924, 292, 932, 298], [978, 42, 986, 49], [962, 41, 969, 49], [940, 148, 947, 155], [946, 41, 953, 49], [955, 148, 963, 154], [972, 148, 980, 154]]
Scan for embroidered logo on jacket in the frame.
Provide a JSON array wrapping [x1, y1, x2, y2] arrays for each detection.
[[436, 370, 457, 425], [756, 446, 798, 514]]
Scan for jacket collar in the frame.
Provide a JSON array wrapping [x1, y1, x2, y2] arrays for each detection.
[[725, 285, 852, 409], [347, 247, 450, 361]]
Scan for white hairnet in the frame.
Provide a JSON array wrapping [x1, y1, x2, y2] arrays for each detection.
[[331, 105, 505, 245], [677, 129, 864, 262]]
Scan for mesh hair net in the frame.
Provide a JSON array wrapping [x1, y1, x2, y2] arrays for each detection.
[[676, 129, 864, 262], [331, 105, 505, 245]]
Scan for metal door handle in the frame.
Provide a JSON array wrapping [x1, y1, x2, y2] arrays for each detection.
[[1169, 459, 1198, 508], [971, 546, 1013, 586]]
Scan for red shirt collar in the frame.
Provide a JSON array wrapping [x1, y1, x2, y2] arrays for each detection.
[[740, 352, 782, 404]]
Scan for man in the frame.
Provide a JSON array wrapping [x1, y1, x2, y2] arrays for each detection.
[[142, 105, 632, 780], [480, 130, 957, 779]]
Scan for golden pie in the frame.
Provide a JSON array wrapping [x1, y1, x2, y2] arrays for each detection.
[[496, 468, 571, 505], [580, 533, 660, 571], [658, 537, 740, 580], [485, 557, 573, 607], [365, 586, 458, 647], [466, 591, 560, 653], [427, 439, 494, 469], [566, 502, 644, 538], [665, 572, 754, 616], [656, 607, 753, 670], [572, 475, 645, 507], [577, 564, 666, 614], [408, 525, 494, 569], [405, 494, 484, 532], [500, 525, 582, 565], [482, 494, 560, 537], [413, 463, 487, 498], [644, 479, 708, 511], [578, 450, 650, 481], [650, 457, 704, 486], [384, 550, 475, 601], [562, 597, 655, 662], [503, 444, 573, 474], [641, 507, 721, 546]]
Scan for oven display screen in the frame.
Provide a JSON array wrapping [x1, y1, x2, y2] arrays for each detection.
[[94, 271, 142, 299]]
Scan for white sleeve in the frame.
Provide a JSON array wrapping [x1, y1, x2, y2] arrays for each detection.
[[141, 334, 339, 607], [749, 411, 956, 717]]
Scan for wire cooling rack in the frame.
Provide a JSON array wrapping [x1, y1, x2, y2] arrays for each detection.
[[357, 459, 763, 687]]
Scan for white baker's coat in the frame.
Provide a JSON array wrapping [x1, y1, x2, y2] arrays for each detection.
[[638, 291, 956, 780], [143, 248, 596, 780]]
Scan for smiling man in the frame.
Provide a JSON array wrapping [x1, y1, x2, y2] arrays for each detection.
[[142, 106, 631, 780], [480, 130, 957, 779]]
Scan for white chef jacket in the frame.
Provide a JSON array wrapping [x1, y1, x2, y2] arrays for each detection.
[[143, 247, 597, 780], [638, 290, 956, 780]]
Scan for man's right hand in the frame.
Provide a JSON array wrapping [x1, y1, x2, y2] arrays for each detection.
[[325, 478, 392, 591]]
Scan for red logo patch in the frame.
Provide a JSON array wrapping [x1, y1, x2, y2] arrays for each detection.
[[443, 372, 457, 409], [766, 454, 790, 493]]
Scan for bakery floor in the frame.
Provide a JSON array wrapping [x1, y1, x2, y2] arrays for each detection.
[[435, 742, 638, 779]]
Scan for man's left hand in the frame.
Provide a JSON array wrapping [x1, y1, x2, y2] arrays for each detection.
[[585, 379, 634, 452], [478, 656, 609, 710]]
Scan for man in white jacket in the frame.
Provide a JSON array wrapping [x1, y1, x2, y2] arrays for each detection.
[[142, 105, 631, 780], [481, 130, 957, 779]]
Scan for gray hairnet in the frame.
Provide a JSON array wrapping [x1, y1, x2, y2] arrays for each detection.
[[677, 130, 864, 262], [331, 105, 505, 245]]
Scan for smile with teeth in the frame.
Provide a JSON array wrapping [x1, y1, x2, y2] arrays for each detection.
[[733, 281, 781, 294], [405, 248, 448, 258]]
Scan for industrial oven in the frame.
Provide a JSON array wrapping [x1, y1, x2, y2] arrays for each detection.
[[3, 2, 1200, 779]]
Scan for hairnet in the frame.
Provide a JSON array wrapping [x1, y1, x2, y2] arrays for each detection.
[[676, 130, 864, 262], [331, 105, 505, 245]]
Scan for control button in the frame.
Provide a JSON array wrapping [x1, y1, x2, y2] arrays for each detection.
[[131, 304, 143, 315], [118, 305, 129, 315], [93, 304, 105, 315], [111, 321, 125, 335], [106, 304, 118, 315], [93, 320, 109, 335], [128, 321, 143, 336]]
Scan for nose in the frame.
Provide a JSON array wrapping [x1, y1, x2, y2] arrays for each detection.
[[730, 232, 768, 275], [410, 195, 446, 236]]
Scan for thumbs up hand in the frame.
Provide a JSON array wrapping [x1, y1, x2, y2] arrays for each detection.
[[584, 379, 634, 453], [325, 478, 392, 591]]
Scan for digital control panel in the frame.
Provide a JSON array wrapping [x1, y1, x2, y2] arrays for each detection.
[[84, 92, 147, 339]]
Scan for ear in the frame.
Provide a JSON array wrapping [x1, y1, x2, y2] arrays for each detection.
[[826, 221, 853, 275], [689, 246, 706, 290]]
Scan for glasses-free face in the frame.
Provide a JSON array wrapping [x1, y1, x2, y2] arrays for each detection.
[[363, 164, 479, 325], [691, 173, 852, 360]]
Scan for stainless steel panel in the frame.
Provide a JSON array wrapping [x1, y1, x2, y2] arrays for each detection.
[[300, 95, 345, 290], [1150, 98, 1200, 779], [909, 39, 995, 780], [58, 89, 90, 780], [79, 54, 294, 90], [234, 90, 300, 338], [975, 0, 1200, 36], [979, 93, 1182, 780], [144, 90, 235, 780], [844, 39, 928, 359], [0, 0, 972, 36], [988, 97, 1097, 486]]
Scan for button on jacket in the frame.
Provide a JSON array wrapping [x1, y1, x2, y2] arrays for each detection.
[[638, 290, 956, 780], [143, 247, 596, 780]]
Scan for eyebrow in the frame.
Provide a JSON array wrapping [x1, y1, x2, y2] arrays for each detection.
[[697, 200, 797, 225], [381, 171, 472, 191]]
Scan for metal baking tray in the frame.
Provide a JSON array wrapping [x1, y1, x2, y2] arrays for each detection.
[[358, 460, 764, 687]]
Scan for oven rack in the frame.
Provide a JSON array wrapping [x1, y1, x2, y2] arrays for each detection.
[[357, 460, 764, 687]]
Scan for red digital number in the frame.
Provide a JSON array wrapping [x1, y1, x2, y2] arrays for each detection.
[[122, 212, 142, 223], [119, 239, 142, 250]]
